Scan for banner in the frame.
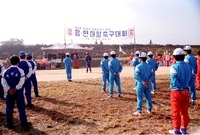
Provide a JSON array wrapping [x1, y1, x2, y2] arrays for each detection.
[[65, 26, 134, 42]]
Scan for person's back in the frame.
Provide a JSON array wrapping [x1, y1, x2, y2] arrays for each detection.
[[170, 61, 193, 89], [147, 57, 158, 72], [169, 48, 194, 135], [64, 57, 72, 67], [184, 54, 197, 74], [2, 55, 29, 129]]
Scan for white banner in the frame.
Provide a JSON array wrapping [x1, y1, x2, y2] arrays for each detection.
[[66, 26, 134, 42]]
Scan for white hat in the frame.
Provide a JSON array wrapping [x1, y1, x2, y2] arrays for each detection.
[[110, 51, 116, 55], [135, 50, 140, 55], [183, 45, 191, 50], [147, 51, 153, 55], [66, 52, 70, 55], [139, 52, 147, 58], [103, 53, 109, 56], [173, 48, 184, 55]]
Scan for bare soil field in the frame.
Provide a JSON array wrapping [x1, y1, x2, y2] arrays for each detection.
[[0, 66, 200, 135]]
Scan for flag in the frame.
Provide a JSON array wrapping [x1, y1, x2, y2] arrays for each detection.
[[67, 28, 72, 36], [119, 46, 126, 54]]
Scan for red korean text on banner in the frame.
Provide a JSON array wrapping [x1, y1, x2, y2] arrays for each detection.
[[128, 28, 134, 37], [67, 28, 72, 36]]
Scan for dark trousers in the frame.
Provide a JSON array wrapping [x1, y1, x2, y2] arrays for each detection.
[[30, 74, 39, 96], [6, 89, 27, 126]]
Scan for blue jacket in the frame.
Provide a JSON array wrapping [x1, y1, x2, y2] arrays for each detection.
[[63, 57, 72, 68], [28, 60, 37, 74], [108, 58, 122, 74], [18, 59, 32, 78], [170, 61, 195, 90], [2, 66, 25, 91], [132, 56, 140, 69], [184, 54, 197, 74], [100, 59, 109, 74], [135, 62, 153, 83], [146, 58, 158, 72]]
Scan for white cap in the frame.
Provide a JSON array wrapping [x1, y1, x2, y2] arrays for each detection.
[[173, 48, 184, 55], [183, 45, 191, 50], [135, 50, 140, 55], [110, 51, 116, 55], [147, 51, 153, 55], [139, 52, 147, 58], [66, 52, 70, 55], [103, 53, 109, 56]]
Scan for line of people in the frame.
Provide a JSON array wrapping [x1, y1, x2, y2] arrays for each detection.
[[100, 45, 197, 134], [129, 45, 197, 135], [0, 51, 39, 130]]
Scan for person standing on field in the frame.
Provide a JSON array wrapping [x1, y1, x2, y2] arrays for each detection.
[[63, 52, 72, 82], [183, 45, 197, 105], [132, 50, 140, 90], [133, 52, 153, 116], [168, 48, 194, 135], [196, 50, 200, 90], [2, 55, 30, 129], [85, 52, 92, 73], [18, 51, 33, 108], [108, 51, 123, 98], [0, 62, 6, 100], [26, 53, 40, 97], [146, 51, 159, 94], [100, 53, 109, 92]]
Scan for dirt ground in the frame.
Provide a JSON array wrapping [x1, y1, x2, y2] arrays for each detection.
[[36, 66, 170, 82], [1, 65, 200, 135]]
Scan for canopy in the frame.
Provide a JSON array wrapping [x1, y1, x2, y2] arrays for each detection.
[[41, 43, 94, 51]]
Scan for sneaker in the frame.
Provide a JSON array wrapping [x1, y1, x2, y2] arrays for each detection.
[[190, 100, 195, 105], [180, 128, 187, 134], [168, 129, 182, 135], [133, 111, 141, 116], [108, 95, 113, 98], [118, 94, 121, 98], [151, 90, 155, 94], [133, 87, 136, 90], [147, 110, 151, 114], [101, 89, 106, 92]]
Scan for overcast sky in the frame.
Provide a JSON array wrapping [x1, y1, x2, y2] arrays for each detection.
[[0, 0, 200, 45]]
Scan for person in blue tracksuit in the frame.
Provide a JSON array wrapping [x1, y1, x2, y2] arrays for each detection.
[[108, 51, 123, 98], [100, 53, 109, 92], [168, 48, 194, 135], [0, 62, 5, 100], [26, 53, 39, 97], [183, 45, 197, 105], [133, 52, 153, 115], [132, 50, 140, 90], [2, 55, 28, 129], [18, 51, 33, 108], [63, 52, 72, 81], [147, 51, 159, 94]]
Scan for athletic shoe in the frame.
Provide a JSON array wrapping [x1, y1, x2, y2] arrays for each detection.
[[101, 89, 106, 92], [180, 128, 187, 134], [133, 87, 136, 90], [108, 95, 113, 98], [147, 110, 151, 114], [151, 90, 155, 94], [118, 94, 121, 98], [133, 111, 141, 116], [190, 100, 195, 105], [168, 129, 182, 135]]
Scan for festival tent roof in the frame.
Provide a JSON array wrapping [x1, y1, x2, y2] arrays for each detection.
[[41, 43, 94, 51]]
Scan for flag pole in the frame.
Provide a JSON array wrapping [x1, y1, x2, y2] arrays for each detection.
[[133, 25, 136, 52], [64, 24, 66, 49]]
